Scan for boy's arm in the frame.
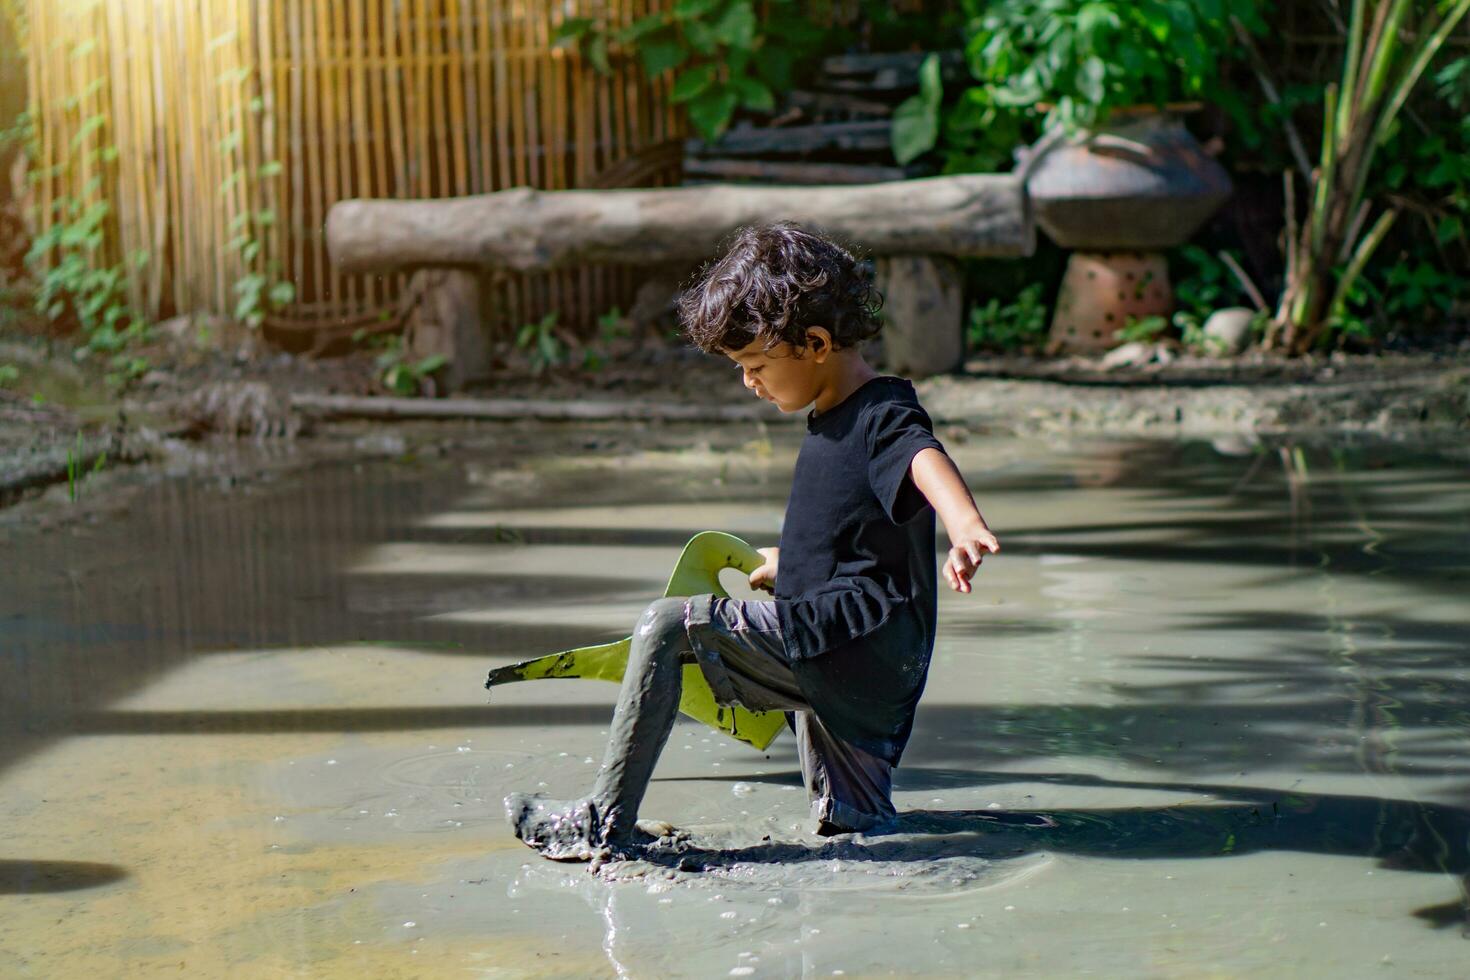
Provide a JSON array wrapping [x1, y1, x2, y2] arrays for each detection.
[[909, 447, 999, 594]]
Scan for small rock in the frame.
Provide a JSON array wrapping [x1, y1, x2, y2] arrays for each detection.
[[1100, 341, 1153, 369], [155, 314, 193, 341], [1203, 307, 1256, 355]]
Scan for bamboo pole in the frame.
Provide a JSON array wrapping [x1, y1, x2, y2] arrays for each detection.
[[285, 0, 305, 317], [330, 0, 356, 309], [256, 0, 283, 313], [382, 0, 407, 200]]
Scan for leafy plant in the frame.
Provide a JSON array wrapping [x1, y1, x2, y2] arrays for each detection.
[[0, 362, 19, 388], [516, 311, 570, 376], [966, 282, 1048, 351], [892, 54, 945, 166], [905, 1, 1268, 174], [14, 104, 148, 358], [219, 70, 294, 329], [1171, 245, 1253, 320], [580, 306, 632, 372], [1116, 314, 1169, 344], [64, 431, 106, 503], [960, 0, 1269, 134], [354, 330, 445, 396], [1263, 0, 1470, 352], [553, 0, 826, 141]]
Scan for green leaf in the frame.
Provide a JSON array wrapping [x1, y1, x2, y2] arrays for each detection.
[[891, 92, 940, 165], [257, 160, 283, 178], [684, 19, 718, 55], [1076, 55, 1107, 105], [588, 33, 610, 75], [916, 51, 942, 107], [551, 17, 595, 47], [639, 35, 688, 77], [670, 63, 717, 103], [711, 1, 756, 49], [730, 75, 774, 112], [618, 12, 668, 43], [686, 84, 739, 141], [673, 0, 721, 18], [1076, 2, 1121, 48]]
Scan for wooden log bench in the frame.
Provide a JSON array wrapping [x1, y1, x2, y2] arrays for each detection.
[[325, 173, 1034, 386]]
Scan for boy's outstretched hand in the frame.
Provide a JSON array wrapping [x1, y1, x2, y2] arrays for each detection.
[[943, 525, 1000, 594], [749, 546, 779, 594]]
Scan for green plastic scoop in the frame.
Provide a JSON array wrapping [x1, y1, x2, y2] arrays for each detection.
[[483, 531, 787, 751]]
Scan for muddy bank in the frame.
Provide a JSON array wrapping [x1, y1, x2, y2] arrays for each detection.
[[923, 353, 1470, 440], [3, 331, 1467, 516]]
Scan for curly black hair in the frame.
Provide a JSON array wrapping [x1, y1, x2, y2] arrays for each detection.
[[676, 221, 884, 355]]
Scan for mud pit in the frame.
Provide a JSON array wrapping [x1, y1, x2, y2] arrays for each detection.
[[2, 427, 1468, 976]]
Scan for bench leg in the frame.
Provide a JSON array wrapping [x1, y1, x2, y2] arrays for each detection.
[[875, 254, 963, 379], [403, 268, 489, 393]]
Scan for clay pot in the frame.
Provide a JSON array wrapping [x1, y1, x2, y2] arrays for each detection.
[[1020, 109, 1233, 250], [1049, 251, 1172, 354]]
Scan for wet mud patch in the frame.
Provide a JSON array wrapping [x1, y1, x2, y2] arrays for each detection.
[[590, 811, 1059, 896]]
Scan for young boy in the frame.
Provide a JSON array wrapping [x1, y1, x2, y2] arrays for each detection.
[[506, 221, 998, 862]]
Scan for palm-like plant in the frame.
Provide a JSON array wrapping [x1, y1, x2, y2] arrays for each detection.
[[1264, 0, 1470, 352]]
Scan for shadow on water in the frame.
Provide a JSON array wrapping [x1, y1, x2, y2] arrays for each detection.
[[0, 860, 129, 894], [635, 772, 1470, 932]]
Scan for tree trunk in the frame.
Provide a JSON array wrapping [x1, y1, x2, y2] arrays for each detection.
[[326, 174, 1032, 275]]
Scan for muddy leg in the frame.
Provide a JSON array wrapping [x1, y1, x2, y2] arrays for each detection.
[[506, 597, 689, 861]]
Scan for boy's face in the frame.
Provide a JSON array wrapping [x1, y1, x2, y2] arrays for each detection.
[[724, 336, 827, 413]]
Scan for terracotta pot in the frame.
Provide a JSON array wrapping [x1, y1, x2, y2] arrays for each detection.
[[1048, 250, 1173, 354], [1020, 109, 1232, 250]]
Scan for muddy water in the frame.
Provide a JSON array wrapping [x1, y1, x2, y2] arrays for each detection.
[[2, 427, 1468, 977]]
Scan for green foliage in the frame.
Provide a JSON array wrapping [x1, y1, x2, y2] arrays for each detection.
[[4, 100, 149, 365], [965, 282, 1048, 351], [580, 306, 632, 373], [1167, 244, 1261, 348], [64, 431, 106, 503], [516, 311, 568, 376], [1352, 58, 1470, 339], [921, 0, 1267, 174], [221, 70, 294, 330], [512, 307, 633, 376], [1270, 1, 1470, 351], [0, 363, 19, 388], [1116, 314, 1169, 344], [553, 0, 827, 141], [353, 330, 445, 396], [1171, 246, 1250, 320], [892, 54, 944, 165], [961, 0, 1269, 133]]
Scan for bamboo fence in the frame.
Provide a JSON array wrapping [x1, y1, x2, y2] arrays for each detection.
[[21, 0, 781, 335], [0, 0, 25, 204]]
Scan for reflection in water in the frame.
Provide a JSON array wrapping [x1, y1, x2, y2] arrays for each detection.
[[1, 434, 1468, 974]]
